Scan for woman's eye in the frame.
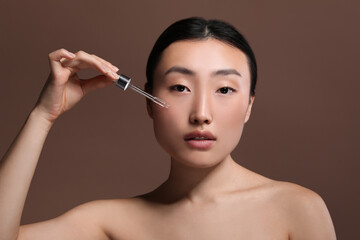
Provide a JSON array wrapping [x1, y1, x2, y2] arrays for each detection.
[[217, 87, 235, 94], [170, 84, 189, 92]]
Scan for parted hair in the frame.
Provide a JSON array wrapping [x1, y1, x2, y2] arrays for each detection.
[[146, 17, 257, 96]]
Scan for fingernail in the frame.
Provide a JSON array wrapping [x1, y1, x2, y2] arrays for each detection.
[[112, 65, 119, 72], [109, 71, 119, 79], [68, 52, 76, 58]]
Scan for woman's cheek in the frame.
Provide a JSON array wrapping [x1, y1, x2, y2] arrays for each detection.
[[152, 105, 184, 150], [216, 100, 248, 147]]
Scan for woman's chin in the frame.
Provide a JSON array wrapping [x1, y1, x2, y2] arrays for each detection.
[[171, 153, 227, 169]]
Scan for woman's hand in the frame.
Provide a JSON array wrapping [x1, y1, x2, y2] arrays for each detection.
[[34, 49, 119, 123]]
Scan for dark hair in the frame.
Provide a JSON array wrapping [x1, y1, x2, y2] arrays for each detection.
[[146, 17, 257, 96]]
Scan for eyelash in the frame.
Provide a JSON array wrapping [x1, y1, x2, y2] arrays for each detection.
[[170, 84, 190, 92], [169, 85, 236, 94], [217, 87, 236, 94]]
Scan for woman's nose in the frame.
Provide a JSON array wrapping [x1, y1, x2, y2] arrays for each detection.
[[189, 92, 213, 125]]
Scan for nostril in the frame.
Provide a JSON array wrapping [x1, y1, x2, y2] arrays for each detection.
[[190, 117, 211, 125], [189, 110, 212, 125]]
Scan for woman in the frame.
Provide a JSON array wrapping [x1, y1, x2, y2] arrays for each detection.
[[0, 17, 336, 239]]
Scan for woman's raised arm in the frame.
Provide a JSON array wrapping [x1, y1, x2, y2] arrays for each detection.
[[0, 49, 119, 240]]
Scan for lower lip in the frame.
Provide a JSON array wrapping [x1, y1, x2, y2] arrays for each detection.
[[185, 139, 215, 150]]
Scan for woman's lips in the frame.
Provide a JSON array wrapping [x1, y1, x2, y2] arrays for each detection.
[[184, 131, 216, 150], [185, 139, 215, 150]]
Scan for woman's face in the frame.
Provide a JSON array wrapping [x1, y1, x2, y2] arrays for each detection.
[[148, 39, 254, 168]]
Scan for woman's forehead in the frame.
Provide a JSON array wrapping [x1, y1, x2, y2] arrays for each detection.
[[155, 39, 250, 78]]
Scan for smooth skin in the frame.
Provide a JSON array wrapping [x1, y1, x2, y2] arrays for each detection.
[[0, 40, 336, 240]]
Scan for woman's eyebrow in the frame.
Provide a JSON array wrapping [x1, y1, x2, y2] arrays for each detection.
[[164, 66, 195, 76], [212, 69, 242, 78], [163, 67, 241, 78]]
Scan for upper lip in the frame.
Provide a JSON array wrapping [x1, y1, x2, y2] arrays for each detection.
[[184, 130, 216, 140]]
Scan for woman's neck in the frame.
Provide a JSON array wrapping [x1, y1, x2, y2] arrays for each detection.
[[146, 155, 249, 204]]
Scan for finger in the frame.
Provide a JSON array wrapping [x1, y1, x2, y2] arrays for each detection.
[[80, 75, 115, 95], [48, 48, 76, 69], [91, 54, 119, 72], [63, 51, 119, 80]]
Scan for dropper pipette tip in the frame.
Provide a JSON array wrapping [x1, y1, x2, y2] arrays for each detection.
[[114, 75, 170, 109], [129, 84, 170, 109]]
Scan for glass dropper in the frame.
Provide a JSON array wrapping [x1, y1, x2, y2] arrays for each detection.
[[114, 74, 170, 108]]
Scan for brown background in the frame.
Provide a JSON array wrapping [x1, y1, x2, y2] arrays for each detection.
[[0, 0, 359, 238]]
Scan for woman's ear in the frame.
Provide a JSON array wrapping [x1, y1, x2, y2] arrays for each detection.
[[145, 83, 153, 119], [244, 95, 255, 123]]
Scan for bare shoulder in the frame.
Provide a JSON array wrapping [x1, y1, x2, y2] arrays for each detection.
[[19, 198, 144, 240], [266, 181, 331, 215], [78, 198, 148, 229], [263, 180, 324, 204], [84, 198, 151, 239], [76, 197, 144, 214], [262, 181, 337, 240]]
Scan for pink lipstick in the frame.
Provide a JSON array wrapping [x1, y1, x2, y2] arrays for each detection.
[[184, 130, 216, 150]]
